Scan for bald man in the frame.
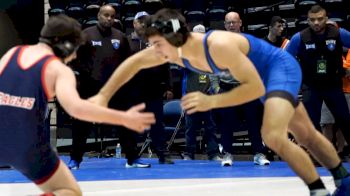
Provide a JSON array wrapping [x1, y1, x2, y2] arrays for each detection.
[[224, 12, 242, 33], [217, 11, 270, 167]]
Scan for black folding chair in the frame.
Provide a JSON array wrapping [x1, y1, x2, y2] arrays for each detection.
[[163, 100, 185, 151], [138, 99, 185, 156]]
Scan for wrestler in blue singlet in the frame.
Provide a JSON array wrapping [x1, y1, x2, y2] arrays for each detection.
[[182, 30, 302, 106], [0, 46, 60, 184]]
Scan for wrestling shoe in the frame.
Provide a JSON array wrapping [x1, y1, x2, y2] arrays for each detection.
[[333, 176, 350, 196], [310, 189, 330, 196], [68, 159, 80, 170], [125, 159, 151, 168]]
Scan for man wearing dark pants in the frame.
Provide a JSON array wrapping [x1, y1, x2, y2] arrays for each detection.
[[286, 5, 350, 148], [216, 11, 270, 166], [69, 5, 151, 169], [126, 11, 174, 164]]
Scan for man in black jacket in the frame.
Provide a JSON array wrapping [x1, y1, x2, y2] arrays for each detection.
[[68, 5, 151, 169], [286, 5, 350, 149], [286, 7, 350, 194]]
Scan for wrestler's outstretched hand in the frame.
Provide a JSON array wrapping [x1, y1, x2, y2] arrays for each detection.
[[124, 103, 156, 133]]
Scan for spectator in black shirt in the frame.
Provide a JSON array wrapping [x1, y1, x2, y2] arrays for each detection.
[[264, 16, 289, 49], [68, 5, 151, 169], [286, 5, 350, 153]]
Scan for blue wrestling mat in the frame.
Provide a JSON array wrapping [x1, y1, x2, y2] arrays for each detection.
[[1, 156, 349, 183]]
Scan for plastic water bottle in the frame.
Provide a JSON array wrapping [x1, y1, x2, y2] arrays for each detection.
[[115, 143, 122, 158]]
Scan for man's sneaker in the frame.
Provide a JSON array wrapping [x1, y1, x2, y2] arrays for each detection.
[[333, 176, 350, 196], [125, 159, 151, 168], [221, 153, 233, 167], [68, 160, 80, 170], [254, 153, 270, 166], [310, 189, 331, 196]]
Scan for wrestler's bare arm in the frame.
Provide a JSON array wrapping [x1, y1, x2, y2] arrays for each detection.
[[181, 34, 265, 114], [46, 60, 154, 132], [211, 37, 264, 107], [98, 46, 167, 103]]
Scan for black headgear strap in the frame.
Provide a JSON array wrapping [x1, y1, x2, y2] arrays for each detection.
[[151, 18, 188, 47]]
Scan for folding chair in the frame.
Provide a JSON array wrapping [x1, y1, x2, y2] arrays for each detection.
[[185, 10, 206, 30], [122, 0, 141, 18], [138, 99, 184, 156], [122, 16, 134, 35], [85, 2, 100, 20], [295, 0, 320, 16], [207, 8, 226, 30], [163, 100, 185, 151], [138, 131, 153, 156], [48, 8, 65, 17], [246, 24, 269, 38], [184, 0, 206, 12], [143, 0, 164, 15], [83, 18, 98, 29], [244, 6, 274, 26], [66, 3, 85, 24]]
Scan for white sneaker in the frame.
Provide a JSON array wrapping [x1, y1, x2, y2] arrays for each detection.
[[254, 153, 270, 166], [125, 159, 151, 168], [221, 153, 233, 167], [310, 189, 330, 196]]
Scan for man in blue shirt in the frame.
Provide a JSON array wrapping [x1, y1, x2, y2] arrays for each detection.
[[286, 5, 350, 158]]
